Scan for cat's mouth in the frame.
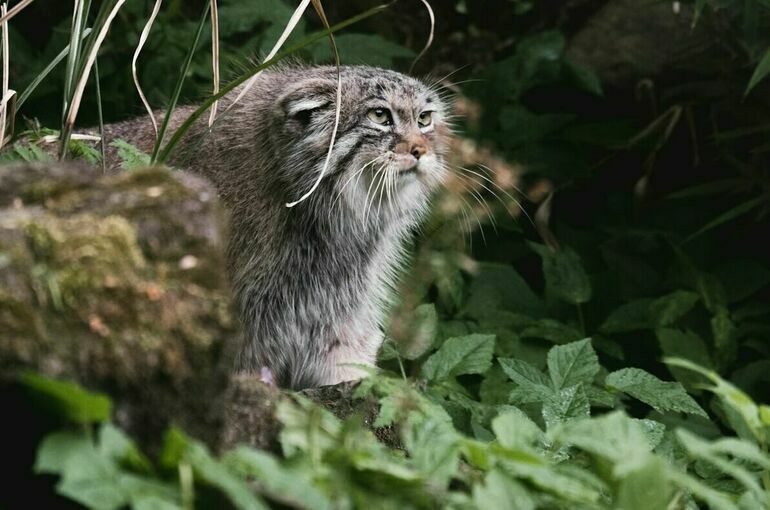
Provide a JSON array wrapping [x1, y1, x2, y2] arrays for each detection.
[[398, 167, 418, 178]]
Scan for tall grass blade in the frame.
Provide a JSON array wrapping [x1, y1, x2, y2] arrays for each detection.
[[285, 0, 341, 207], [149, 3, 209, 163], [224, 0, 312, 116], [60, 0, 126, 160], [132, 0, 163, 138], [0, 3, 10, 149], [208, 0, 220, 127], [62, 0, 88, 120], [0, 0, 35, 24], [157, 1, 397, 164], [17, 28, 92, 109], [94, 57, 105, 172], [408, 0, 435, 74]]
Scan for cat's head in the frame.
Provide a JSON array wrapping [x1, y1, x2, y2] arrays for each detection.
[[272, 65, 451, 222]]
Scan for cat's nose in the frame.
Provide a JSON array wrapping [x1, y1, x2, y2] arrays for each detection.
[[411, 143, 427, 159]]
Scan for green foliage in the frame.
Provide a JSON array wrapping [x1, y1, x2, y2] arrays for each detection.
[[28, 366, 770, 509], [110, 140, 151, 170]]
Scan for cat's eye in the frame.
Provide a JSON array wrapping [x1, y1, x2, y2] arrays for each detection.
[[418, 111, 433, 128], [367, 108, 393, 126]]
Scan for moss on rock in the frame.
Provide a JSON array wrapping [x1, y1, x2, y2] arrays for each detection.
[[0, 162, 237, 446]]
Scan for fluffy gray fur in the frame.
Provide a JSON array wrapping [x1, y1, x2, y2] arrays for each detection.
[[104, 65, 451, 389]]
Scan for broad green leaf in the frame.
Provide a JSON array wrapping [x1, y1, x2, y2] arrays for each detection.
[[547, 338, 599, 390], [421, 334, 495, 382], [34, 430, 92, 475], [542, 385, 590, 429], [666, 469, 740, 510], [554, 412, 653, 475], [276, 398, 342, 457], [312, 33, 415, 67], [616, 456, 675, 510], [404, 414, 460, 487], [472, 469, 535, 510], [56, 447, 126, 510], [520, 319, 583, 344], [223, 447, 332, 510], [186, 441, 269, 510], [98, 424, 152, 474], [649, 291, 701, 326], [400, 303, 438, 360], [499, 358, 554, 403], [530, 243, 592, 305], [664, 358, 765, 444], [497, 455, 602, 504], [745, 46, 770, 96], [606, 368, 707, 417], [463, 263, 545, 319], [600, 291, 699, 333], [20, 372, 112, 424], [492, 409, 543, 449], [677, 430, 766, 497], [656, 328, 713, 387], [132, 497, 182, 510]]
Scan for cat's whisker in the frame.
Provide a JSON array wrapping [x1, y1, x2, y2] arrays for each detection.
[[460, 175, 498, 235], [363, 162, 388, 225], [452, 176, 487, 245], [374, 167, 389, 218], [330, 154, 386, 219], [456, 163, 535, 228], [475, 164, 535, 228]]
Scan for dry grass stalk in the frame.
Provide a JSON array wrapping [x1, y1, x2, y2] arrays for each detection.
[[132, 0, 163, 138], [0, 0, 34, 24], [63, 0, 127, 144], [225, 0, 312, 115], [208, 0, 220, 127]]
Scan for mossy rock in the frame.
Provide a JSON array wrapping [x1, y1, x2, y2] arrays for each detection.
[[0, 162, 237, 446]]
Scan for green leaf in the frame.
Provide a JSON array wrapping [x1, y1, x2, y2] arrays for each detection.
[[312, 33, 415, 68], [35, 430, 92, 475], [223, 447, 332, 510], [616, 456, 675, 510], [606, 368, 707, 417], [547, 338, 599, 390], [520, 319, 583, 344], [472, 469, 536, 510], [745, 46, 770, 96], [664, 358, 765, 444], [421, 334, 495, 382], [600, 291, 700, 333], [404, 414, 460, 487], [492, 409, 543, 449], [56, 447, 127, 510], [656, 328, 713, 387], [110, 140, 151, 170], [20, 372, 112, 424], [499, 358, 554, 403], [530, 244, 592, 305], [677, 429, 768, 497], [685, 195, 765, 243], [98, 423, 152, 474], [542, 385, 590, 429], [555, 412, 652, 465], [463, 263, 545, 319], [399, 303, 438, 360], [186, 441, 269, 510]]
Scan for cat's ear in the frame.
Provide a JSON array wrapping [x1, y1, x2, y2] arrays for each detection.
[[276, 78, 335, 132]]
